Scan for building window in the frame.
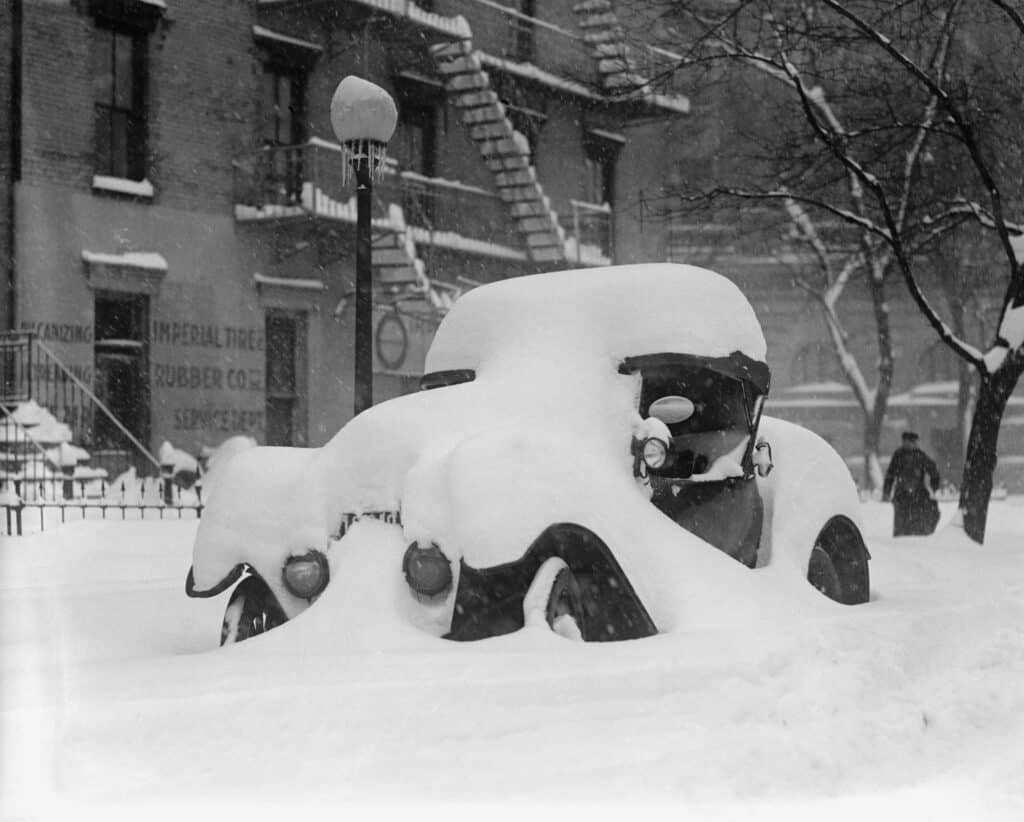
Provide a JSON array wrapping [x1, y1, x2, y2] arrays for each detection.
[[397, 102, 437, 178], [790, 341, 842, 385], [508, 107, 543, 165], [262, 64, 306, 147], [509, 0, 536, 62], [92, 20, 147, 181], [265, 311, 308, 447], [261, 64, 307, 203], [491, 73, 546, 165], [583, 131, 620, 207], [396, 101, 437, 225]]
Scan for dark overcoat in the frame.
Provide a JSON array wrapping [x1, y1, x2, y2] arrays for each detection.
[[882, 444, 940, 536]]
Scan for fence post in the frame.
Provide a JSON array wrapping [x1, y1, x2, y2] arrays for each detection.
[[62, 465, 75, 501], [574, 203, 581, 264], [161, 463, 174, 505], [6, 504, 24, 537]]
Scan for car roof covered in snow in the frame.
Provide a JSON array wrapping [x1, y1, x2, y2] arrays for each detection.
[[424, 263, 767, 375]]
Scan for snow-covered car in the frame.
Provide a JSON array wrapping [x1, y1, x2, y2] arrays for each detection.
[[186, 263, 870, 645]]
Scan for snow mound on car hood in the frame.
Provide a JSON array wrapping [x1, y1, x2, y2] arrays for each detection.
[[426, 263, 767, 375]]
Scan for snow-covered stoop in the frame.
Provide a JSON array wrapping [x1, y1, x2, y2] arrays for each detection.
[[428, 40, 571, 267]]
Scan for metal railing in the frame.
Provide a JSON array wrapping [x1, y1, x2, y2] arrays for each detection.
[[2, 473, 203, 536], [0, 331, 160, 479], [1, 386, 201, 536], [444, 0, 690, 99], [448, 0, 597, 84], [560, 200, 613, 264], [233, 141, 521, 249]]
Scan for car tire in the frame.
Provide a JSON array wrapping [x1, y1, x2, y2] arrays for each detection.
[[523, 557, 586, 641], [220, 575, 287, 645], [807, 545, 844, 602]]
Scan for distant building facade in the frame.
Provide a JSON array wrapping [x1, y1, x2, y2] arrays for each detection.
[[1, 0, 1021, 488]]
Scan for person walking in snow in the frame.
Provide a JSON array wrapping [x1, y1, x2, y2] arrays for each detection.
[[882, 431, 941, 536]]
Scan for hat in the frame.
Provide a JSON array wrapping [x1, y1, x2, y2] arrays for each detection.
[[901, 431, 920, 442]]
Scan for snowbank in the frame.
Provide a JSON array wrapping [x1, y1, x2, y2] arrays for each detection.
[[3, 502, 1023, 820]]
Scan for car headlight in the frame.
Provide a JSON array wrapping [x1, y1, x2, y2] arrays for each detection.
[[402, 542, 453, 597], [281, 550, 330, 600], [642, 437, 669, 470]]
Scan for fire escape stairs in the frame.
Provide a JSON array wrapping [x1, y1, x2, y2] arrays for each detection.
[[572, 0, 644, 94], [429, 40, 570, 267], [353, 206, 457, 314]]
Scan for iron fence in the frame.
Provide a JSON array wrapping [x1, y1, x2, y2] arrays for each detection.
[[0, 331, 160, 479], [2, 475, 203, 536]]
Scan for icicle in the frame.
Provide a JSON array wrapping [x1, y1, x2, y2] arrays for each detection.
[[341, 140, 390, 185]]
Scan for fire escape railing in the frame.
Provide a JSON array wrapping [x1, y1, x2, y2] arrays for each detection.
[[233, 141, 524, 251]]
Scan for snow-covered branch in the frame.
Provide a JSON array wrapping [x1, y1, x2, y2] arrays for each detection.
[[818, 0, 1020, 272], [678, 187, 890, 241]]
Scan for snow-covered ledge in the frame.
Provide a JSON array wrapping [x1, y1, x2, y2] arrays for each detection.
[[258, 0, 470, 39], [82, 250, 168, 295], [252, 25, 323, 54], [92, 175, 155, 199], [253, 273, 326, 311]]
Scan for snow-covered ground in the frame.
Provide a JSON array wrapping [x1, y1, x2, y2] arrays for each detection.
[[2, 500, 1023, 821]]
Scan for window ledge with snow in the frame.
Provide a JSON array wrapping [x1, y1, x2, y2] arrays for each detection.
[[254, 273, 326, 310], [82, 250, 168, 295], [92, 175, 155, 200]]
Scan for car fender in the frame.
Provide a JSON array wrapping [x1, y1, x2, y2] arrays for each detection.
[[755, 415, 866, 577], [190, 444, 330, 619]]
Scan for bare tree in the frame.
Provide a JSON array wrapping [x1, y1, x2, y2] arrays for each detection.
[[626, 0, 1024, 542]]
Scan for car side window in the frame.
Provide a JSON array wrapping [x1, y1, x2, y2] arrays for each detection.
[[420, 369, 476, 391]]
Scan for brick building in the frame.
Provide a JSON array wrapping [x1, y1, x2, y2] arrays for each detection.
[[2, 0, 1021, 489]]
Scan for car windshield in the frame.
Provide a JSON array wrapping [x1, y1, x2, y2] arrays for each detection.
[[639, 367, 754, 435]]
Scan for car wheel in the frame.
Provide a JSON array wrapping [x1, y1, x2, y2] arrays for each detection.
[[807, 545, 844, 602], [523, 557, 586, 640], [220, 575, 287, 645]]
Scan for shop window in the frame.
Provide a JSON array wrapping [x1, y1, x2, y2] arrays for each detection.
[[265, 311, 308, 447], [790, 341, 842, 385], [93, 292, 150, 458], [92, 19, 148, 181]]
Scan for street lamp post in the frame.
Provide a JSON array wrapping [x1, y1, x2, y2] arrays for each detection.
[[330, 76, 397, 417]]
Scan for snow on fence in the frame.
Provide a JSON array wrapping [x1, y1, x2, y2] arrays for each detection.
[[1, 474, 203, 536]]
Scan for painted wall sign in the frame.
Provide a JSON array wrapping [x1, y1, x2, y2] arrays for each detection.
[[151, 321, 264, 351], [152, 364, 264, 392], [30, 361, 93, 385], [172, 407, 265, 434], [21, 321, 94, 344]]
